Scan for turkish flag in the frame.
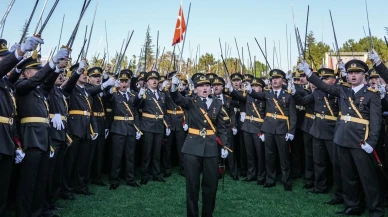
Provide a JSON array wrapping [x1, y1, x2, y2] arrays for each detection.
[[172, 5, 186, 46]]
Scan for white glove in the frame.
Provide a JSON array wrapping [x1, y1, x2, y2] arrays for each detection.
[[221, 148, 228, 159], [368, 49, 381, 64], [183, 124, 188, 131], [21, 36, 44, 53], [162, 81, 169, 89], [50, 151, 55, 158], [240, 112, 246, 122], [232, 127, 238, 135], [77, 60, 87, 74], [136, 132, 141, 140], [379, 85, 386, 99], [226, 82, 233, 93], [244, 82, 252, 94], [15, 149, 25, 164], [285, 133, 294, 141], [52, 48, 69, 64], [290, 83, 296, 95], [259, 133, 265, 142], [297, 61, 312, 77], [91, 133, 98, 140], [51, 114, 64, 131], [166, 128, 171, 136], [10, 43, 21, 52], [338, 62, 347, 77], [105, 129, 109, 139], [102, 77, 115, 89], [172, 75, 179, 85], [138, 88, 145, 99], [115, 80, 120, 87], [361, 142, 373, 154]]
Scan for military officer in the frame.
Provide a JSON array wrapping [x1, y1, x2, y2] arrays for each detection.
[[138, 71, 171, 184], [299, 59, 384, 216], [246, 69, 297, 191], [170, 74, 228, 217]]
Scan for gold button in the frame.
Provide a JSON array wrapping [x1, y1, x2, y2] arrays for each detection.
[[204, 120, 207, 123]]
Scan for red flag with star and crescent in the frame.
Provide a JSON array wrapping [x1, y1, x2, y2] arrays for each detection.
[[172, 4, 186, 46]]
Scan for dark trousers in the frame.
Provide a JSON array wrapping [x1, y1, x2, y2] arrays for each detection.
[[42, 140, 66, 216], [291, 129, 303, 177], [312, 137, 334, 192], [63, 136, 90, 194], [111, 133, 136, 184], [337, 145, 384, 217], [141, 132, 164, 180], [264, 133, 291, 186], [225, 133, 238, 177], [235, 131, 247, 176], [16, 148, 49, 217], [244, 132, 265, 181], [184, 154, 218, 217], [88, 134, 105, 183], [0, 154, 13, 217], [303, 132, 314, 185], [163, 130, 186, 175]]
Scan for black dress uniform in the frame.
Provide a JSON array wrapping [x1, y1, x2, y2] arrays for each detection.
[[162, 71, 187, 177], [292, 82, 315, 188], [108, 70, 141, 189], [85, 67, 107, 185], [170, 75, 227, 217], [42, 69, 77, 215], [230, 77, 266, 183], [293, 68, 341, 196], [249, 69, 297, 190], [0, 47, 22, 217], [229, 73, 247, 177], [213, 77, 238, 180], [15, 58, 57, 217], [138, 71, 171, 183], [62, 66, 98, 197], [308, 60, 384, 216]]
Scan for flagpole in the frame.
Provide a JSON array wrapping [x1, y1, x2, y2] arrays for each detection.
[[179, 2, 191, 73]]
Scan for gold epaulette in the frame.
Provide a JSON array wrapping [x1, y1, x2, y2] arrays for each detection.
[[341, 82, 351, 88], [367, 87, 378, 93]]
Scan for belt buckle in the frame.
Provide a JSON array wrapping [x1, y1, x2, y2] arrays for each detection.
[[199, 128, 207, 138], [344, 115, 351, 123], [63, 116, 67, 122], [249, 116, 254, 121], [271, 113, 277, 119], [8, 118, 13, 125], [98, 112, 102, 116], [173, 110, 177, 115], [311, 115, 316, 120], [83, 111, 88, 116], [155, 114, 159, 119], [124, 116, 129, 121], [45, 118, 50, 124]]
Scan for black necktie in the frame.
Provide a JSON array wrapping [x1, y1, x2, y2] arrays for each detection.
[[274, 91, 278, 99]]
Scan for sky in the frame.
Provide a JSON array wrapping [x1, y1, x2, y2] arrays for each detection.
[[0, 0, 387, 71]]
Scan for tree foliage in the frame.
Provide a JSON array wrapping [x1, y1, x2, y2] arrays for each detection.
[[340, 36, 388, 63]]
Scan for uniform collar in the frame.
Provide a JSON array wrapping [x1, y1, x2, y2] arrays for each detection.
[[352, 83, 364, 94]]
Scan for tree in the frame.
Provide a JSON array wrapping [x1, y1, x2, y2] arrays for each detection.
[[141, 26, 155, 71], [304, 31, 331, 70], [198, 53, 215, 72], [340, 36, 388, 63]]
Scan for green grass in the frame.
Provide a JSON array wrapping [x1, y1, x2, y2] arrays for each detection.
[[55, 170, 375, 217]]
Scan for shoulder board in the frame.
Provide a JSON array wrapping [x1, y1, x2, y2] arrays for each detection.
[[286, 89, 291, 94], [367, 87, 377, 93], [264, 88, 271, 92], [129, 92, 135, 96], [340, 82, 351, 88], [226, 95, 231, 99]]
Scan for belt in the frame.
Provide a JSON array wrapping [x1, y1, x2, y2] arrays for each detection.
[[93, 112, 105, 117], [69, 110, 90, 116], [49, 114, 67, 121], [315, 113, 337, 121], [167, 110, 184, 115], [305, 113, 315, 119], [223, 117, 230, 121], [0, 116, 13, 125], [106, 108, 112, 112], [188, 128, 215, 138], [114, 116, 134, 121], [296, 105, 305, 111], [340, 115, 369, 125], [21, 117, 49, 124], [245, 115, 264, 122], [142, 113, 164, 120], [266, 113, 289, 120]]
